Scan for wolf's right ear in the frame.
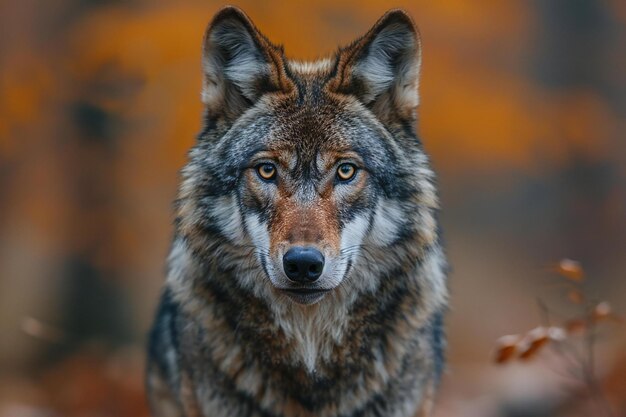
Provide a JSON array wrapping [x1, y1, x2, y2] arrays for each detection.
[[201, 7, 293, 120], [328, 10, 422, 123]]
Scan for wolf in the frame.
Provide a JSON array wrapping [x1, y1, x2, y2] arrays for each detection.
[[146, 6, 448, 417]]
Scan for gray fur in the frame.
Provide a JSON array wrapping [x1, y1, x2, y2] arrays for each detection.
[[147, 7, 448, 417]]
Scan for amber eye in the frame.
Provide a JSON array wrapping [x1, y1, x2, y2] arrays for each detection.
[[336, 163, 357, 181], [256, 163, 277, 181]]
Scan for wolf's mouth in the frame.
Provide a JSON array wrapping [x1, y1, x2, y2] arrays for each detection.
[[280, 288, 331, 305], [283, 288, 330, 294]]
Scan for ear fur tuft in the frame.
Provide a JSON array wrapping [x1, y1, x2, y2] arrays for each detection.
[[331, 10, 422, 121], [201, 7, 292, 119]]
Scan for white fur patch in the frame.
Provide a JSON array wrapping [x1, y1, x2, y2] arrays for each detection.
[[288, 58, 333, 74], [420, 244, 448, 311], [243, 213, 270, 250], [268, 297, 351, 374], [241, 213, 278, 290], [210, 196, 245, 242], [368, 199, 404, 246], [340, 214, 370, 251], [166, 238, 191, 287]]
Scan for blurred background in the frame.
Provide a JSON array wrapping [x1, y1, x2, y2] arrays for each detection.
[[1, 1, 625, 416]]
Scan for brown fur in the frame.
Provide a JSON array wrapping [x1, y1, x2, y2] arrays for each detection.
[[147, 6, 447, 417]]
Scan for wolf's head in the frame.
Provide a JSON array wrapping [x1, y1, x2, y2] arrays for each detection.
[[175, 7, 439, 307]]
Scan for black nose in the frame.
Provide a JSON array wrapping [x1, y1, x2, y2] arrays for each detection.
[[282, 246, 325, 283]]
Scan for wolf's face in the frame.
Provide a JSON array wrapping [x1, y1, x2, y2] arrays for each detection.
[[233, 101, 400, 305], [176, 8, 438, 306]]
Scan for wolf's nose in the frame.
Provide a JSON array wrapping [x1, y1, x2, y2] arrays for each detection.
[[283, 246, 325, 283]]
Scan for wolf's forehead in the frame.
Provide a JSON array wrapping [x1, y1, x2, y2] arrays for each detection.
[[270, 112, 346, 147], [234, 103, 391, 169], [224, 72, 395, 169], [262, 127, 351, 172]]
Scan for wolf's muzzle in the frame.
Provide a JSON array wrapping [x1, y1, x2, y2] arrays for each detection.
[[282, 246, 324, 283]]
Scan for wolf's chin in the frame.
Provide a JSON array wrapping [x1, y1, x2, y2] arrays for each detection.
[[281, 289, 330, 305]]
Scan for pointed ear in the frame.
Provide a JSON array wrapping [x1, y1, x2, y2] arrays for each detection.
[[201, 7, 293, 120], [329, 10, 422, 121]]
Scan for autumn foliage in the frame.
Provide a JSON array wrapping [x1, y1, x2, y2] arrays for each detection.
[[493, 259, 624, 416], [1, 1, 625, 417]]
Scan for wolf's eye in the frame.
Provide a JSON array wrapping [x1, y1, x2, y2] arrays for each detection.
[[256, 163, 277, 181], [336, 163, 357, 181]]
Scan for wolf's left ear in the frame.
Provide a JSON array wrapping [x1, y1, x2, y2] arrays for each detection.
[[330, 10, 422, 121], [201, 7, 293, 120]]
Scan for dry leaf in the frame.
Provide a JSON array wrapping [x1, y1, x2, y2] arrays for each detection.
[[493, 335, 520, 364], [519, 327, 551, 360], [554, 259, 584, 281]]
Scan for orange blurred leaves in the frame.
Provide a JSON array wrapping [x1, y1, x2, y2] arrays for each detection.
[[553, 258, 585, 282], [494, 326, 566, 364], [493, 335, 521, 364], [495, 259, 623, 368]]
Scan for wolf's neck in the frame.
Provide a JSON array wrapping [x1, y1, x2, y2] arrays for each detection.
[[267, 292, 355, 373]]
